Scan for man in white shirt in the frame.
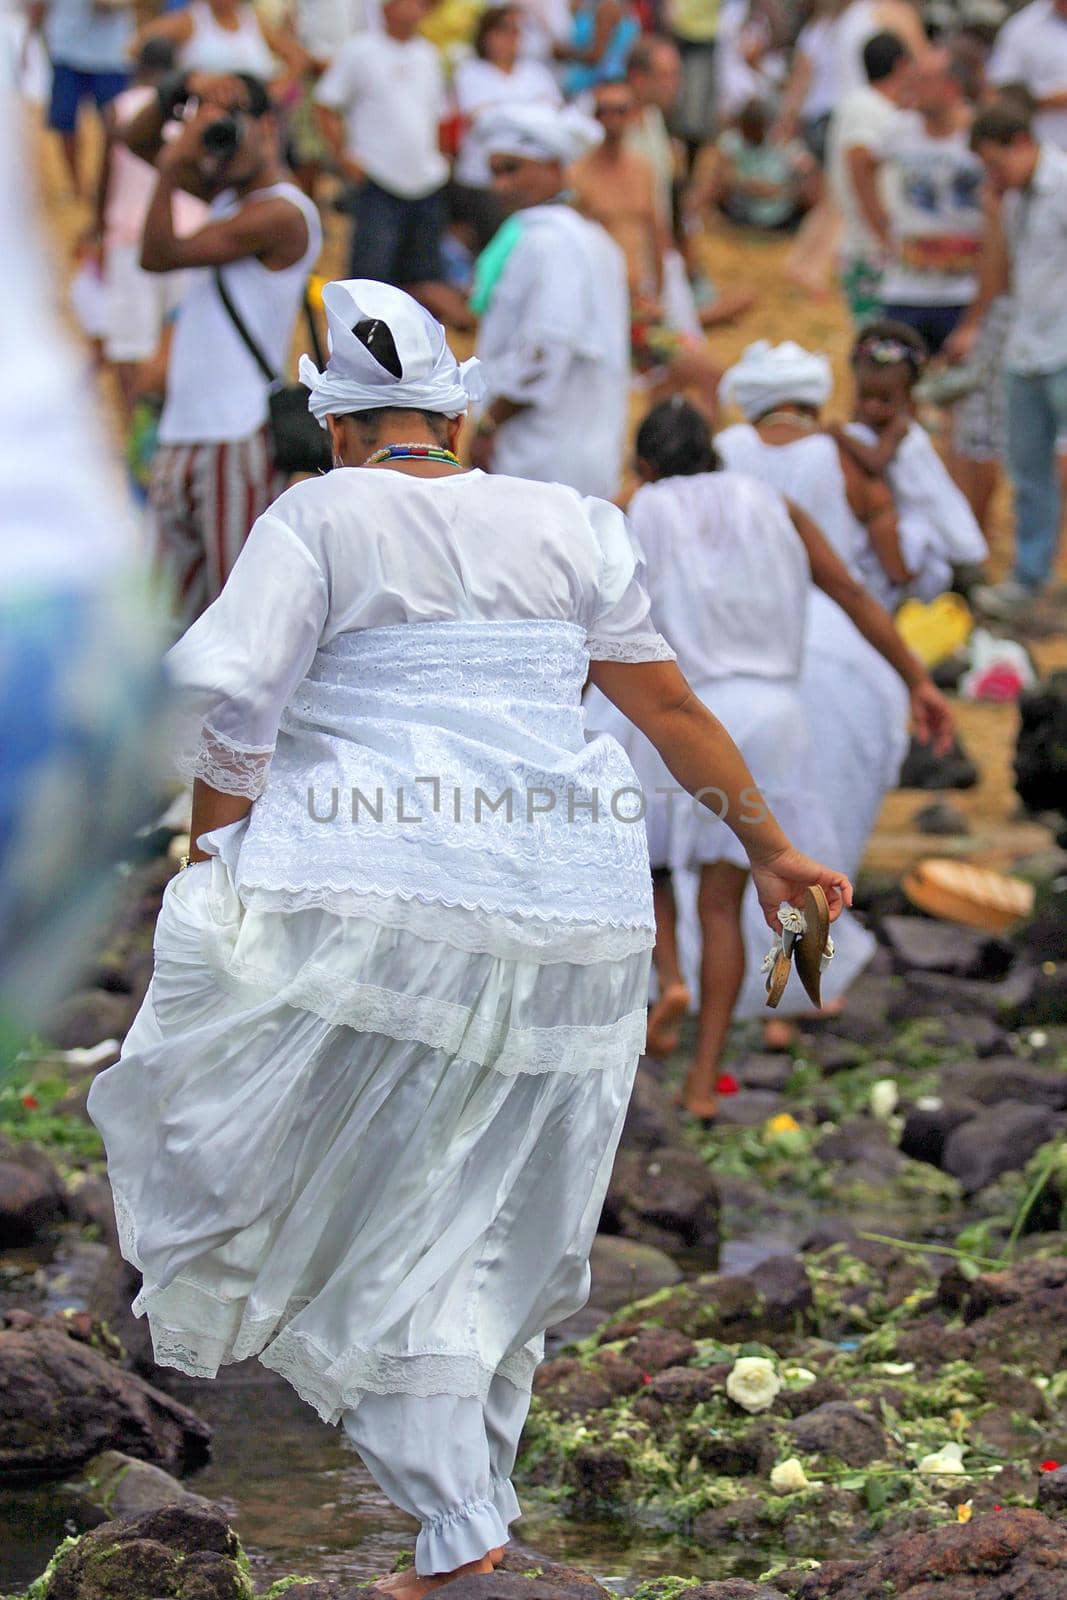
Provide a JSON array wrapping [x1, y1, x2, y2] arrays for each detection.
[[123, 72, 322, 628], [315, 0, 472, 328], [960, 103, 1067, 611], [827, 29, 913, 322], [988, 0, 1067, 150], [470, 104, 630, 500]]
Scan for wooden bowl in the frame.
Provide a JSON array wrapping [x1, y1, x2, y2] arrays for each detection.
[[901, 858, 1035, 934]]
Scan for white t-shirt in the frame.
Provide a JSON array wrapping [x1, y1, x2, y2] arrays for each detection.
[[834, 0, 879, 96], [827, 83, 903, 261], [988, 0, 1067, 151], [798, 15, 839, 121], [315, 32, 448, 199], [452, 58, 560, 186], [879, 114, 983, 305], [159, 182, 322, 445], [295, 0, 378, 60]]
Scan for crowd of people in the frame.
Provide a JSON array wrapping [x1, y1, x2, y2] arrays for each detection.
[[4, 0, 1067, 1587]]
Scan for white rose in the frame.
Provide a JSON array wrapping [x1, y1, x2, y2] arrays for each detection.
[[726, 1356, 782, 1414], [917, 1442, 966, 1476], [770, 1458, 811, 1493], [782, 1366, 817, 1386], [870, 1078, 899, 1120], [878, 1362, 915, 1375], [916, 1096, 943, 1112]]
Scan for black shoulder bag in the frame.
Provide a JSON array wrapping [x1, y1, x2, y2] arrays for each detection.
[[214, 268, 333, 476]]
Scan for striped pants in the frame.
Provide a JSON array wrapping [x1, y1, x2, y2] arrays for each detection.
[[150, 425, 286, 631]]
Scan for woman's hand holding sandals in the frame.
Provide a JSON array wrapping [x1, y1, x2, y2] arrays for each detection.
[[749, 844, 853, 935]]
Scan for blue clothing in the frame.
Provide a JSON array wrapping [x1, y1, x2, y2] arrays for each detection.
[[563, 3, 639, 95], [45, 0, 134, 72], [1004, 366, 1067, 590], [47, 63, 129, 132]]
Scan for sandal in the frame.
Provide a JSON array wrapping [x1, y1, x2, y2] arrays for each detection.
[[794, 886, 832, 1009], [762, 893, 835, 1010]]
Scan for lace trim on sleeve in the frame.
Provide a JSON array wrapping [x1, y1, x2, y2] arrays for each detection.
[[585, 635, 677, 664], [176, 724, 276, 800]]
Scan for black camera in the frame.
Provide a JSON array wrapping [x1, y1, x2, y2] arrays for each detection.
[[201, 112, 247, 160]]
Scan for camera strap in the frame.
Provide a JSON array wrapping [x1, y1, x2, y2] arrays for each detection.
[[213, 267, 326, 387]]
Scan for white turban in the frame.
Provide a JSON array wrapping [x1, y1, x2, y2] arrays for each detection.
[[720, 340, 833, 422], [475, 103, 604, 166], [299, 279, 484, 424]]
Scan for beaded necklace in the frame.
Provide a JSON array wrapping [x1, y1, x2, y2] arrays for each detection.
[[362, 443, 463, 468]]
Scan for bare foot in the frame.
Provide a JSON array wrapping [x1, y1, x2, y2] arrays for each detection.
[[489, 1548, 505, 1567], [763, 1018, 796, 1052], [374, 1555, 496, 1600], [646, 982, 691, 1057], [679, 1093, 719, 1121]]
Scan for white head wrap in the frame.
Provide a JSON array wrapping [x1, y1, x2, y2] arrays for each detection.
[[720, 340, 834, 422], [299, 279, 484, 425], [475, 103, 604, 166]]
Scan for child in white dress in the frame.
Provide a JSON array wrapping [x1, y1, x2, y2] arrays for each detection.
[[88, 284, 852, 1594]]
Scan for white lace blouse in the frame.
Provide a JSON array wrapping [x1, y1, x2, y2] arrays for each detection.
[[166, 467, 675, 959]]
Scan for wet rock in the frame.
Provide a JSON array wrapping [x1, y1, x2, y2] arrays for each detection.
[[942, 1103, 1056, 1192], [588, 1349, 645, 1398], [644, 1366, 718, 1406], [587, 1235, 682, 1312], [717, 1091, 784, 1127], [814, 1119, 904, 1177], [409, 1578, 610, 1600], [621, 1328, 697, 1372], [1037, 1464, 1067, 1516], [777, 1377, 848, 1417], [735, 1054, 795, 1093], [567, 1445, 631, 1504], [0, 1325, 212, 1479], [787, 1507, 1067, 1598], [687, 1586, 787, 1600], [1016, 670, 1067, 818], [796, 1036, 867, 1074], [1024, 961, 1067, 1027], [888, 967, 1036, 1024], [785, 1401, 887, 1467], [898, 729, 979, 790], [695, 1426, 776, 1476], [912, 800, 971, 836], [602, 1148, 720, 1255], [66, 1174, 120, 1247], [940, 1058, 1067, 1110], [42, 1504, 249, 1600], [619, 1071, 683, 1152], [880, 916, 1013, 979], [44, 988, 140, 1052], [935, 1260, 1067, 1370], [899, 1098, 980, 1168], [609, 1256, 814, 1345], [691, 1496, 770, 1548], [87, 1251, 156, 1376], [531, 1359, 614, 1417], [934, 1012, 1013, 1057], [65, 1449, 221, 1523], [0, 1137, 69, 1245], [496, 1551, 610, 1592]]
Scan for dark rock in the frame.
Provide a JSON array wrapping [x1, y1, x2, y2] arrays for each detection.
[[888, 967, 1036, 1023], [788, 1507, 1067, 1598], [619, 1071, 683, 1152], [898, 730, 979, 790], [717, 1091, 784, 1127], [696, 1427, 776, 1477], [1016, 670, 1067, 819], [880, 916, 1013, 979], [942, 1103, 1057, 1192], [1038, 1464, 1067, 1516], [66, 1175, 120, 1248], [814, 1119, 904, 1177], [602, 1257, 813, 1346], [426, 1577, 611, 1600], [587, 1235, 682, 1312], [912, 800, 971, 836], [0, 1326, 212, 1480], [65, 1449, 220, 1523], [925, 1011, 1013, 1057], [934, 1260, 1067, 1371], [785, 1401, 887, 1467], [644, 1366, 718, 1405], [497, 1550, 610, 1592], [796, 1035, 867, 1074], [589, 1350, 645, 1398], [43, 1504, 246, 1600], [86, 1252, 156, 1376], [1023, 962, 1067, 1027], [941, 1058, 1067, 1109], [44, 989, 140, 1052], [1019, 894, 1067, 964], [567, 1445, 631, 1504], [735, 1054, 795, 1093], [899, 1099, 980, 1168], [602, 1148, 720, 1255], [0, 1138, 69, 1245], [531, 1359, 614, 1418], [691, 1496, 769, 1548], [686, 1585, 787, 1600], [778, 1378, 848, 1417], [621, 1328, 697, 1372]]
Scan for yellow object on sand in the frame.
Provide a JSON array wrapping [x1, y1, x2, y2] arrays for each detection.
[[896, 593, 974, 669], [902, 858, 1035, 933]]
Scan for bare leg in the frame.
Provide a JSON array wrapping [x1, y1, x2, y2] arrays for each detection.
[[58, 128, 82, 197], [785, 200, 842, 298], [663, 342, 722, 422], [946, 453, 1000, 536], [646, 872, 690, 1056], [680, 861, 748, 1118]]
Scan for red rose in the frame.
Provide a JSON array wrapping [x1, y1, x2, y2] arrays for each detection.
[[716, 1073, 740, 1096], [21, 1094, 39, 1110], [1040, 1461, 1060, 1473]]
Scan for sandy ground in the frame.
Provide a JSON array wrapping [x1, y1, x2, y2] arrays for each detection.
[[29, 107, 1067, 882]]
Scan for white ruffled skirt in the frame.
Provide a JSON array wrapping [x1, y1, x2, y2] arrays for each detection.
[[87, 849, 649, 1428]]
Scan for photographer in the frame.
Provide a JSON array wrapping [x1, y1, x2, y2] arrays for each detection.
[[123, 72, 322, 630]]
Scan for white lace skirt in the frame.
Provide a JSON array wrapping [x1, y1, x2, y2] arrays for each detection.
[[87, 857, 649, 1424]]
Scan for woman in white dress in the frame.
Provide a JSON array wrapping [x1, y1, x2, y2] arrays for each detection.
[[831, 320, 988, 606], [715, 340, 953, 1035], [588, 399, 950, 1114], [136, 0, 306, 81], [88, 283, 852, 1595]]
